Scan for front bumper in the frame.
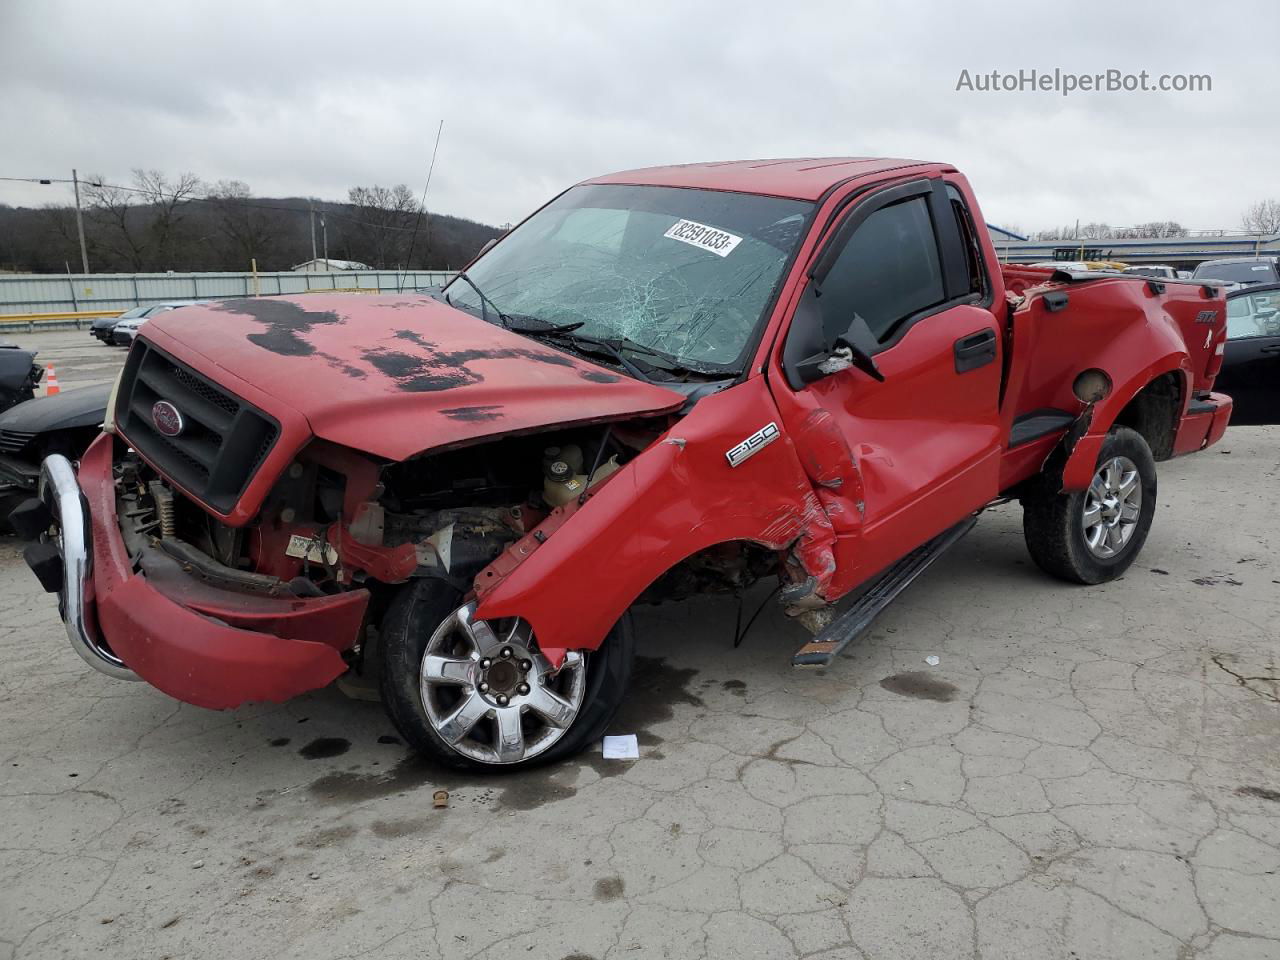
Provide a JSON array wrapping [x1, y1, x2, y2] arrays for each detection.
[[30, 435, 368, 709], [35, 453, 139, 681]]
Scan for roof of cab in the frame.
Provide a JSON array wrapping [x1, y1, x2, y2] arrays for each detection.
[[583, 157, 940, 201]]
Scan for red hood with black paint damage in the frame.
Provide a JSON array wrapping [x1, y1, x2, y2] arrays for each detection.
[[140, 294, 686, 461]]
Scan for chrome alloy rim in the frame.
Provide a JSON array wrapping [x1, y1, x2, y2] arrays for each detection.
[[419, 601, 586, 765], [1082, 456, 1142, 559]]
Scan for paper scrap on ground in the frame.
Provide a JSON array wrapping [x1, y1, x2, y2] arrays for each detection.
[[925, 655, 940, 666], [602, 735, 639, 759]]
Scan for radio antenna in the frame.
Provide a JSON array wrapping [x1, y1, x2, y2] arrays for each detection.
[[398, 119, 444, 292]]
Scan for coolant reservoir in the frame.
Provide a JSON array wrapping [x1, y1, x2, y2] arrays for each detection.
[[542, 453, 621, 507], [543, 457, 586, 507]]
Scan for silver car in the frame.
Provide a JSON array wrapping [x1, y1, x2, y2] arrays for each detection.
[[109, 300, 211, 346]]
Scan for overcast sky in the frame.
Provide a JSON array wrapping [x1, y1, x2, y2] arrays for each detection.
[[1, 0, 1275, 235]]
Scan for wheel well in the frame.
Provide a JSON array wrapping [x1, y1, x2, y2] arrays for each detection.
[[635, 540, 781, 605], [1110, 371, 1182, 461]]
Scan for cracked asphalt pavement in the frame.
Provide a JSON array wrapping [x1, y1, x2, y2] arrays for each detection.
[[1, 363, 1277, 957]]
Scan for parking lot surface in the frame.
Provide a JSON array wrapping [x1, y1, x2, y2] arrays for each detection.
[[12, 328, 128, 394], [1, 372, 1277, 956]]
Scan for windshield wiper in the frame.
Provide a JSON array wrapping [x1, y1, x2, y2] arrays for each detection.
[[541, 327, 687, 369], [505, 315, 585, 334], [536, 330, 655, 382], [446, 272, 510, 328]]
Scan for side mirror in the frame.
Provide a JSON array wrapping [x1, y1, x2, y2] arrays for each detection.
[[783, 285, 885, 388], [477, 237, 499, 257]]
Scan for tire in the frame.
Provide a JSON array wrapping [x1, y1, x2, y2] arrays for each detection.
[[378, 579, 634, 772], [1021, 425, 1157, 585]]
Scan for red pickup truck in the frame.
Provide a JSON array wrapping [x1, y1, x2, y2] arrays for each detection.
[[19, 158, 1232, 771]]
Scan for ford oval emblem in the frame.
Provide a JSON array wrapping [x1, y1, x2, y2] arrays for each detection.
[[151, 400, 185, 437]]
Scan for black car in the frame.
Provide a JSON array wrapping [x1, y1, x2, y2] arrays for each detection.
[[1192, 257, 1280, 288], [1216, 283, 1280, 426], [0, 342, 42, 414], [90, 305, 151, 343], [0, 383, 109, 530], [89, 300, 212, 345]]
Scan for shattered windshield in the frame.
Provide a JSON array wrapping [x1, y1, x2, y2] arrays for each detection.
[[444, 184, 812, 371]]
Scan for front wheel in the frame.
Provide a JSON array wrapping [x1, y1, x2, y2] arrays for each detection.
[[378, 580, 634, 771], [1021, 425, 1157, 585]]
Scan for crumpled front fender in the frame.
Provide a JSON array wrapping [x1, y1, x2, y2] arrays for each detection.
[[474, 378, 834, 664]]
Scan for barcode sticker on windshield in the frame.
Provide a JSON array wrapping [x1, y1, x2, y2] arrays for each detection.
[[663, 219, 743, 257]]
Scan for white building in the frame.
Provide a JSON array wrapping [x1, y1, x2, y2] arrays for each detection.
[[291, 258, 372, 273]]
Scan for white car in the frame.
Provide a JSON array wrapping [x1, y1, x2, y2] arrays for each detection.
[[109, 300, 211, 346], [1122, 265, 1178, 280]]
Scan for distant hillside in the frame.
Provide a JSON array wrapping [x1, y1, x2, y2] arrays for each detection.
[[0, 184, 503, 274]]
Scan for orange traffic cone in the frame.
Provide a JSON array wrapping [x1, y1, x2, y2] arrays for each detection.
[[44, 364, 60, 396]]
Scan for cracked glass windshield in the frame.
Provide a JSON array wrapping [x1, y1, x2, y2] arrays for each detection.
[[444, 184, 812, 371]]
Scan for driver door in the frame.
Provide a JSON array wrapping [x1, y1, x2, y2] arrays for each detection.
[[778, 177, 1005, 586]]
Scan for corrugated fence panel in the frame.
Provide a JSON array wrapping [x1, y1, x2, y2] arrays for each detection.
[[0, 271, 457, 314]]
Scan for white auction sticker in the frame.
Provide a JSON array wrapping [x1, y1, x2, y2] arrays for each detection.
[[663, 219, 743, 257]]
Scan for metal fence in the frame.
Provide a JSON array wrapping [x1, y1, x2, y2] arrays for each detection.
[[0, 270, 457, 315]]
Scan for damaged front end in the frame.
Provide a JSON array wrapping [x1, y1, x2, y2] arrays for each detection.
[[30, 368, 677, 709], [25, 285, 845, 721]]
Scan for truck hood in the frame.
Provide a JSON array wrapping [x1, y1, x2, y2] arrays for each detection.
[[141, 294, 686, 461]]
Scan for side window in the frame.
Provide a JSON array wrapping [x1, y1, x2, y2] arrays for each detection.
[[819, 196, 945, 343], [945, 184, 987, 298], [1227, 291, 1280, 339]]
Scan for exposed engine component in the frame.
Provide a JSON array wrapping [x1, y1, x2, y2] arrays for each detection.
[[105, 420, 707, 623], [542, 443, 621, 507], [148, 479, 175, 538]]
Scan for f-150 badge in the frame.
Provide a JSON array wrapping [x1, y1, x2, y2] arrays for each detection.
[[726, 422, 779, 467]]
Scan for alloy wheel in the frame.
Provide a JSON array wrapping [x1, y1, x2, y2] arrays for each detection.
[[418, 601, 586, 765], [1082, 455, 1142, 559]]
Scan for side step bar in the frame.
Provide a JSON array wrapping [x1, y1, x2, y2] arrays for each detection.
[[792, 515, 978, 667]]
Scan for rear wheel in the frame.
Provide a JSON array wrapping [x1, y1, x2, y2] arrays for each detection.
[[1021, 425, 1157, 584], [378, 580, 634, 771]]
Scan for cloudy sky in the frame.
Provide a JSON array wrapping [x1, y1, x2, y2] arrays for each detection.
[[1, 0, 1275, 235]]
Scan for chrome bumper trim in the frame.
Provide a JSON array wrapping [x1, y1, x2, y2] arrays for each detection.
[[38, 454, 139, 681]]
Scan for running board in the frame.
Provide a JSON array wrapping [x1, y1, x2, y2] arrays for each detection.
[[792, 516, 978, 667]]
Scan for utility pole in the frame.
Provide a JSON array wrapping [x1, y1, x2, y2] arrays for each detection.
[[321, 213, 329, 271], [71, 168, 90, 274], [309, 199, 318, 264]]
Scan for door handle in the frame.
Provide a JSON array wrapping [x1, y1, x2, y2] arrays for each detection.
[[954, 328, 997, 373], [1260, 343, 1280, 354]]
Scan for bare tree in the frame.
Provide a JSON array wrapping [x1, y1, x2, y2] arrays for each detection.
[[1077, 222, 1113, 240], [84, 174, 149, 270], [209, 180, 279, 269], [39, 203, 84, 266], [1113, 221, 1188, 239], [132, 169, 202, 268], [1241, 199, 1280, 236], [347, 184, 418, 268]]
